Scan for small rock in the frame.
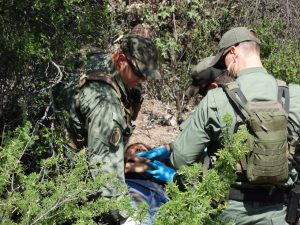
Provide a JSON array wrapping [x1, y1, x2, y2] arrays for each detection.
[[169, 118, 177, 127], [162, 113, 174, 126]]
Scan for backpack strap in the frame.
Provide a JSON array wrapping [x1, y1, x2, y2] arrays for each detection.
[[78, 71, 133, 124], [71, 72, 133, 150], [78, 71, 122, 98], [221, 81, 251, 122], [226, 82, 248, 105], [223, 80, 290, 118], [276, 80, 296, 153], [74, 71, 124, 120], [221, 82, 251, 173], [276, 79, 290, 114]]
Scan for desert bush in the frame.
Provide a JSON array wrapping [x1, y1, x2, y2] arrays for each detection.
[[0, 122, 136, 224]]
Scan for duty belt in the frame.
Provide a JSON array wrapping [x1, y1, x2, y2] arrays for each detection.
[[229, 187, 289, 203]]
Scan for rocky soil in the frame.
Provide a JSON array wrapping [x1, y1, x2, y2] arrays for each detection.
[[129, 97, 195, 148]]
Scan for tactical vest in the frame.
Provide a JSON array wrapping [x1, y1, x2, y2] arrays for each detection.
[[68, 71, 143, 150], [222, 80, 290, 184]]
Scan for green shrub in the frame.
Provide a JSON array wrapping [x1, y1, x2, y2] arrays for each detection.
[[0, 122, 136, 224], [154, 115, 249, 225]]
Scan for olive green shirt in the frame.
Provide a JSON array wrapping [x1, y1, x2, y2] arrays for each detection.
[[67, 53, 131, 197], [170, 67, 300, 185]]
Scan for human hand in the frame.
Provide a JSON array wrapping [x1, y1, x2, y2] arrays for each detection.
[[146, 160, 176, 183], [125, 162, 149, 173], [124, 156, 150, 173], [136, 146, 171, 161]]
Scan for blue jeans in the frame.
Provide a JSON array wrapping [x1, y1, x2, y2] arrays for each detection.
[[126, 179, 169, 224]]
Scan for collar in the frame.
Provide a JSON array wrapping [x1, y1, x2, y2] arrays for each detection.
[[236, 67, 268, 78], [112, 67, 130, 101], [106, 53, 130, 100], [113, 71, 128, 98]]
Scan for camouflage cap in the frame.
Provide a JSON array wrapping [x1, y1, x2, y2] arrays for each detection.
[[210, 27, 261, 69], [121, 34, 161, 80], [186, 56, 226, 97]]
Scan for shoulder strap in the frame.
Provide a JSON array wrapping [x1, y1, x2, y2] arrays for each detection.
[[222, 80, 290, 118], [77, 71, 133, 126], [276, 79, 290, 113], [226, 82, 248, 104], [221, 82, 251, 122], [75, 71, 122, 110], [79, 71, 122, 98], [221, 82, 250, 172]]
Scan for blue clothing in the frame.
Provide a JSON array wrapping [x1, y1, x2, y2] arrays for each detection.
[[126, 178, 169, 224]]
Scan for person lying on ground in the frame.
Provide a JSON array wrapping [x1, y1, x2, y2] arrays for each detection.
[[124, 143, 170, 224]]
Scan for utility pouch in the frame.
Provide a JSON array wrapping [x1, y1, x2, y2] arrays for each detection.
[[65, 129, 87, 152], [286, 184, 300, 224]]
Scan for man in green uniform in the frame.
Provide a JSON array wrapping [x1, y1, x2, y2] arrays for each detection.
[[139, 27, 300, 224], [62, 34, 161, 224]]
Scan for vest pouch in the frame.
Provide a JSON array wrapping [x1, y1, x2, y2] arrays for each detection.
[[245, 102, 289, 184]]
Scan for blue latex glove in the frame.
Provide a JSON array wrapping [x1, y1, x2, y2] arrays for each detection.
[[136, 146, 171, 161], [146, 160, 176, 183]]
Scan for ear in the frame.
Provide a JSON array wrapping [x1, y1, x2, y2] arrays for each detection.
[[115, 52, 127, 70], [230, 45, 237, 54], [117, 52, 127, 64], [230, 46, 239, 61], [208, 82, 218, 90], [119, 52, 127, 61]]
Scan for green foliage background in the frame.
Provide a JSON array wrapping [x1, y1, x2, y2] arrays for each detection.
[[0, 0, 299, 224], [1, 0, 299, 131]]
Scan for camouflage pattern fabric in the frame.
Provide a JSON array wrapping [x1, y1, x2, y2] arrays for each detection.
[[66, 52, 133, 198]]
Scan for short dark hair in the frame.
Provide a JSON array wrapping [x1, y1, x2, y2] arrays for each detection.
[[125, 143, 151, 152], [214, 73, 234, 84]]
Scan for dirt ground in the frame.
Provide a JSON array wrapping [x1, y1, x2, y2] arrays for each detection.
[[129, 97, 194, 148]]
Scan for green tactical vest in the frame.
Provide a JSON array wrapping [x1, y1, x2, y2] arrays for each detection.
[[69, 71, 143, 151], [222, 80, 290, 184]]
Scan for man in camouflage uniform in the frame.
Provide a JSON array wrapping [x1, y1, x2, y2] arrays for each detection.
[[138, 27, 300, 224], [63, 34, 161, 224]]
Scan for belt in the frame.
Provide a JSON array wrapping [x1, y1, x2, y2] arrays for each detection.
[[229, 187, 289, 203]]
